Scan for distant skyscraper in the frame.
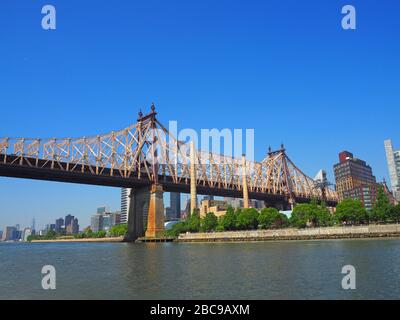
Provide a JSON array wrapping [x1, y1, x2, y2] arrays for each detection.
[[22, 228, 32, 242], [170, 192, 181, 219], [91, 214, 104, 233], [1, 226, 17, 241], [334, 151, 377, 210], [120, 188, 130, 223], [31, 217, 36, 235], [66, 218, 79, 235], [97, 206, 107, 214], [72, 218, 79, 234], [55, 218, 64, 233], [384, 139, 400, 201], [103, 215, 111, 230], [65, 214, 74, 230], [110, 212, 121, 226]]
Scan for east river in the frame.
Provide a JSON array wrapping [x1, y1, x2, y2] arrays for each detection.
[[1, 239, 400, 299]]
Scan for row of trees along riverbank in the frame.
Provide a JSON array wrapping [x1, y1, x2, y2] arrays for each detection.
[[166, 186, 400, 237], [27, 223, 128, 242]]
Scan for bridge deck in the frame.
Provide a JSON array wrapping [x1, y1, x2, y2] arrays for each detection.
[[0, 154, 337, 207]]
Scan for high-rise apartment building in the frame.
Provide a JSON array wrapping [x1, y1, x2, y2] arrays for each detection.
[[55, 218, 64, 233], [1, 226, 17, 241], [66, 218, 79, 235], [97, 206, 107, 215], [384, 139, 400, 201], [22, 228, 32, 242], [65, 214, 74, 229], [334, 151, 377, 210], [120, 188, 130, 223], [109, 211, 121, 226], [91, 214, 104, 232], [91, 210, 121, 232]]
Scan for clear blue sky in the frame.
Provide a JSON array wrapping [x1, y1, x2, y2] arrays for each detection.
[[0, 0, 399, 229]]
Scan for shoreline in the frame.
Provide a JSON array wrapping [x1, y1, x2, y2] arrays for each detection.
[[30, 236, 124, 243], [177, 224, 400, 243], [177, 233, 400, 243]]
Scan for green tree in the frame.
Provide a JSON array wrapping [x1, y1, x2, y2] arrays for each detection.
[[74, 232, 86, 239], [27, 234, 42, 242], [94, 230, 106, 238], [370, 186, 392, 223], [165, 221, 188, 237], [335, 198, 368, 225], [109, 223, 128, 237], [85, 228, 94, 238], [215, 218, 225, 231], [290, 204, 312, 228], [290, 202, 333, 228], [236, 208, 259, 230], [201, 212, 218, 232], [388, 204, 400, 222], [258, 208, 289, 229], [219, 206, 237, 231], [315, 205, 333, 227], [187, 211, 201, 232], [45, 229, 57, 239]]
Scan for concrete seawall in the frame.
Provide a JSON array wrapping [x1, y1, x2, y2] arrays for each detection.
[[178, 224, 400, 242]]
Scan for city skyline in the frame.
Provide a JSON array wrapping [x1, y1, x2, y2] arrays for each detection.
[[1, 0, 399, 228]]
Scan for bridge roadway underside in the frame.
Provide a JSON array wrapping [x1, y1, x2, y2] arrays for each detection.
[[0, 155, 337, 207]]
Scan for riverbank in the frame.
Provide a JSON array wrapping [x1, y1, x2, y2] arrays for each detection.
[[178, 224, 400, 242], [31, 236, 124, 243]]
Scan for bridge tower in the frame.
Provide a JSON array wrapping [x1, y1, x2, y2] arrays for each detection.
[[126, 104, 166, 240], [279, 144, 296, 207]]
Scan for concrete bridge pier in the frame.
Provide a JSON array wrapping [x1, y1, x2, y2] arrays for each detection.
[[125, 184, 166, 241], [145, 184, 165, 238], [125, 187, 150, 241]]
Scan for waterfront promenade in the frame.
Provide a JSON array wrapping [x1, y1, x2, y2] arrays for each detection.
[[178, 224, 400, 242]]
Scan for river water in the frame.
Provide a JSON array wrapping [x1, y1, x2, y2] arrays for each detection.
[[1, 239, 400, 299]]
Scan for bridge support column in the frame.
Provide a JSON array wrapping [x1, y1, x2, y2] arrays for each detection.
[[190, 141, 197, 215], [125, 187, 150, 242], [145, 184, 165, 238], [242, 154, 249, 209]]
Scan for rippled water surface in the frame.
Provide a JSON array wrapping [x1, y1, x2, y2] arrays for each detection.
[[1, 239, 400, 299]]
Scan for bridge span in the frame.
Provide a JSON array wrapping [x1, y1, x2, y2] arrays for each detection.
[[0, 105, 338, 240]]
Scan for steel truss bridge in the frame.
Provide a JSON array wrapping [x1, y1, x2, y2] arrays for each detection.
[[0, 105, 337, 238], [0, 105, 337, 205]]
